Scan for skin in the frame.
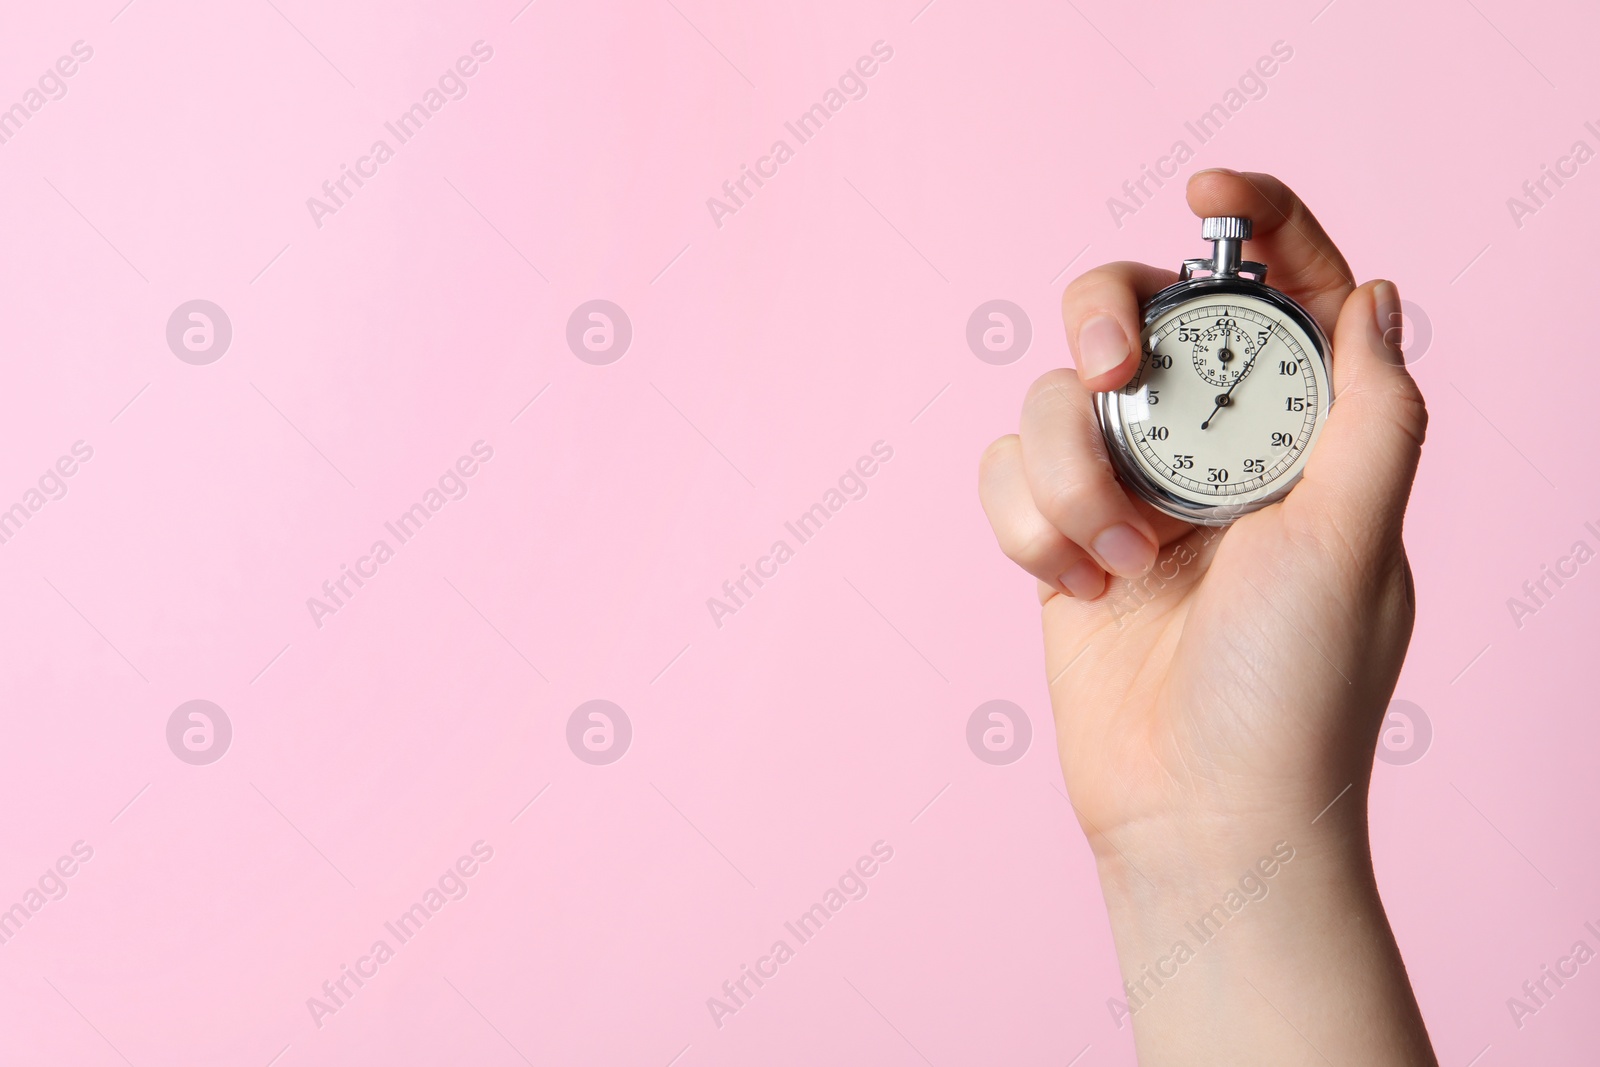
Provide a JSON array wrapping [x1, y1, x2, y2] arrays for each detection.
[[979, 170, 1438, 1064]]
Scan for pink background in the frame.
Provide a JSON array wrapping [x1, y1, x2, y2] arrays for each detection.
[[1, 0, 1596, 1063]]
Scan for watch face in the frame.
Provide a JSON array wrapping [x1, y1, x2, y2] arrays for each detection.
[[1104, 287, 1330, 522]]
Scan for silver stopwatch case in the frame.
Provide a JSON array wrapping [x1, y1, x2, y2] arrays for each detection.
[[1093, 217, 1333, 527]]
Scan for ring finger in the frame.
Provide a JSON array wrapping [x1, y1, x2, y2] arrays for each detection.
[[979, 434, 1107, 601]]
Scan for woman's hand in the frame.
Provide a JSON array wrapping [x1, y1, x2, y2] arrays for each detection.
[[979, 170, 1437, 1064]]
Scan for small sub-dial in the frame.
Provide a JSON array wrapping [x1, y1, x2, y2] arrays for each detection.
[[1190, 324, 1258, 387]]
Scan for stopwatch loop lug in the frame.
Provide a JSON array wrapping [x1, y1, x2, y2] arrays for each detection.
[[1183, 258, 1269, 284]]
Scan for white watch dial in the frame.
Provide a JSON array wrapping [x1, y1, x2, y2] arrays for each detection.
[[1117, 293, 1329, 510]]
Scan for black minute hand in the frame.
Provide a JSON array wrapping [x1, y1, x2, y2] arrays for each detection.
[[1200, 321, 1276, 430]]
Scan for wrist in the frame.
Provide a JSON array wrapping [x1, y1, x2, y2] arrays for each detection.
[[1088, 806, 1382, 1010], [1086, 807, 1435, 1065], [1088, 804, 1375, 910]]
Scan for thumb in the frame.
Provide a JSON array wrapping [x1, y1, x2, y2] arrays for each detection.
[[1290, 280, 1429, 551]]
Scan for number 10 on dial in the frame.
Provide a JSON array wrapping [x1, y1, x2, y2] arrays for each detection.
[[1094, 217, 1332, 526]]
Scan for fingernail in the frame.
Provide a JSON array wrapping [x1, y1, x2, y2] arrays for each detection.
[[1193, 166, 1240, 177], [1373, 280, 1402, 363], [1092, 524, 1156, 579], [1078, 314, 1129, 379], [1058, 560, 1106, 600]]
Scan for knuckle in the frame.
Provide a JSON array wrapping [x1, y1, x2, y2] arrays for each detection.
[[1023, 368, 1077, 410], [1355, 373, 1428, 450], [978, 435, 1016, 478], [1061, 262, 1140, 311], [1026, 366, 1076, 396], [1387, 376, 1429, 448], [1035, 465, 1106, 528], [1000, 521, 1063, 570], [1339, 367, 1429, 451]]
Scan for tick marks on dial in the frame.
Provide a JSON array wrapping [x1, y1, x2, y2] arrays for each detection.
[[1123, 301, 1321, 500]]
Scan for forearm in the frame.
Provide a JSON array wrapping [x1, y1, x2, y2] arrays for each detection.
[[1092, 813, 1437, 1066]]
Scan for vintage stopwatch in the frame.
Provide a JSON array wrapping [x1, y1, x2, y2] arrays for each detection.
[[1093, 217, 1331, 526]]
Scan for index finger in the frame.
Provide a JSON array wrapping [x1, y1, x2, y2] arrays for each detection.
[[1061, 260, 1178, 392], [1186, 169, 1354, 335]]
